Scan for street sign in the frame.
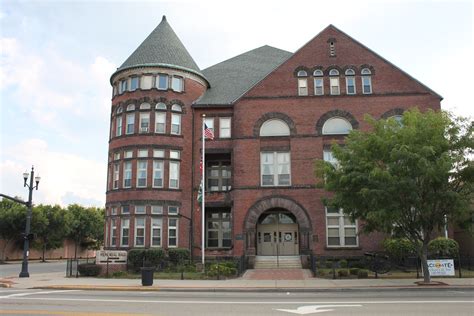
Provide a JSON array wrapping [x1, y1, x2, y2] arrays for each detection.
[[427, 259, 455, 276]]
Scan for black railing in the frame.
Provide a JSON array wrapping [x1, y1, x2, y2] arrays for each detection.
[[66, 257, 95, 277]]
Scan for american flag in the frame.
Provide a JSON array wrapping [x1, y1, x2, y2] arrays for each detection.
[[204, 124, 214, 140]]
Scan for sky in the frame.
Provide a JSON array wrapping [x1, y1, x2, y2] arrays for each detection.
[[0, 0, 472, 207]]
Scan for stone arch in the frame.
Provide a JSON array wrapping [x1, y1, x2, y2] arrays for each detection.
[[315, 109, 359, 136], [381, 108, 405, 119], [253, 112, 297, 137]]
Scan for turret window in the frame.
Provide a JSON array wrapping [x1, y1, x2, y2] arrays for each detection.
[[171, 76, 183, 92], [119, 80, 127, 94], [126, 113, 135, 134], [130, 77, 139, 91], [171, 114, 181, 135], [157, 74, 169, 90], [139, 113, 150, 133], [141, 75, 153, 90]]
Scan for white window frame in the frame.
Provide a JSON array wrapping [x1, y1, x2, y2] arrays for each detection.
[[116, 116, 122, 137], [362, 75, 372, 94], [135, 205, 146, 214], [260, 152, 291, 187], [326, 207, 358, 247], [152, 160, 164, 188], [153, 149, 165, 158], [155, 112, 166, 134], [171, 76, 183, 92], [138, 149, 148, 158], [120, 218, 129, 247], [110, 218, 117, 247], [139, 112, 150, 133], [130, 77, 139, 91], [124, 150, 133, 159], [345, 75, 356, 95], [140, 75, 153, 90], [168, 206, 179, 215], [151, 218, 162, 247], [170, 150, 180, 159], [323, 149, 339, 167], [330, 77, 340, 95], [168, 218, 178, 248], [169, 161, 180, 189], [298, 78, 308, 96], [171, 114, 181, 135], [260, 119, 290, 137], [314, 78, 324, 96], [204, 117, 214, 135], [322, 117, 353, 135], [113, 163, 119, 189], [134, 217, 145, 247], [219, 117, 231, 138], [123, 161, 132, 188], [126, 113, 135, 134], [157, 74, 169, 90], [136, 160, 147, 188], [121, 205, 130, 214], [119, 79, 127, 94], [151, 205, 163, 214]]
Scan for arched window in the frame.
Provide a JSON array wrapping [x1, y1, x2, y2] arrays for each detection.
[[126, 104, 135, 111], [329, 69, 340, 95], [322, 117, 352, 135], [155, 102, 167, 110], [171, 104, 182, 112], [116, 106, 123, 114], [140, 103, 151, 110], [345, 69, 356, 95], [297, 70, 308, 96], [313, 69, 324, 96], [260, 119, 290, 136], [391, 115, 403, 124], [361, 68, 372, 94]]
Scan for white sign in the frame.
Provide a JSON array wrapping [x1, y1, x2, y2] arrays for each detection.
[[97, 250, 127, 264], [427, 259, 455, 276], [275, 305, 362, 314]]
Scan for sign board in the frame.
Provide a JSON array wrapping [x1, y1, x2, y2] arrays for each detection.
[[97, 250, 127, 264], [427, 259, 455, 276]]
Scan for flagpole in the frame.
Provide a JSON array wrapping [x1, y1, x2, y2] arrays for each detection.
[[201, 114, 206, 266]]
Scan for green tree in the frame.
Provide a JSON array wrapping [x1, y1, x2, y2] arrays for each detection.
[[32, 204, 70, 262], [66, 204, 104, 260], [315, 109, 473, 283]]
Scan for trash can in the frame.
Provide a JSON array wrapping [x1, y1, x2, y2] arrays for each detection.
[[141, 267, 154, 286]]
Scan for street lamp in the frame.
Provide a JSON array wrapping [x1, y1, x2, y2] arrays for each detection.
[[19, 166, 40, 278]]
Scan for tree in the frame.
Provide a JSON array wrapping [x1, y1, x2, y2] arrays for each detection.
[[66, 204, 104, 260], [315, 109, 473, 283], [32, 204, 70, 262]]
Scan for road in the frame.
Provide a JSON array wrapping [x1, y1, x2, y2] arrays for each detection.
[[0, 288, 473, 315], [0, 260, 67, 278]]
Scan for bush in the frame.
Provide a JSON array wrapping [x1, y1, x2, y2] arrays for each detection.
[[357, 269, 369, 279], [325, 260, 334, 269], [112, 271, 127, 278], [337, 269, 349, 277], [207, 262, 237, 277], [146, 249, 165, 267], [127, 249, 146, 271], [78, 263, 101, 276], [168, 248, 190, 265], [383, 238, 417, 263], [428, 237, 459, 258], [349, 268, 360, 275], [339, 259, 348, 268]]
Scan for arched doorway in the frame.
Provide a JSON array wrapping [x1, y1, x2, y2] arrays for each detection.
[[257, 209, 299, 256]]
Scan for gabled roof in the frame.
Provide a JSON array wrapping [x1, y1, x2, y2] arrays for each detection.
[[111, 16, 206, 82], [194, 45, 292, 106]]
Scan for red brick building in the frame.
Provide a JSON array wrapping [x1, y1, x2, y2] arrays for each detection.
[[104, 16, 441, 267]]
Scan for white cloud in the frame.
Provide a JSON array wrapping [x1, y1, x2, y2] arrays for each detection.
[[0, 138, 106, 207]]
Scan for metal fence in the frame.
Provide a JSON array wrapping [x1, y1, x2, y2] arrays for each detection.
[[66, 258, 95, 277]]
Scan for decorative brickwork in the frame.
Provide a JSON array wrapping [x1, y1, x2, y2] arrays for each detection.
[[381, 107, 405, 119]]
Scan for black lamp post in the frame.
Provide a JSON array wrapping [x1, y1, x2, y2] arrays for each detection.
[[19, 166, 40, 278]]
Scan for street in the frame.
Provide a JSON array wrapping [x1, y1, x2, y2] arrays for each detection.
[[0, 261, 67, 278], [0, 288, 473, 315]]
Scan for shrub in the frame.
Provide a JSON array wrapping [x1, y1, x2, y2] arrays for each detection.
[[349, 268, 360, 275], [349, 260, 366, 269], [78, 263, 101, 276], [168, 248, 190, 265], [339, 259, 348, 268], [146, 249, 165, 267], [112, 271, 127, 278], [325, 260, 334, 269], [207, 262, 237, 277], [337, 269, 349, 277], [428, 237, 459, 258], [383, 238, 417, 263], [358, 269, 369, 279], [127, 249, 146, 271]]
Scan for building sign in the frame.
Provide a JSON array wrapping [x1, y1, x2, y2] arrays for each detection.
[[97, 250, 127, 264], [427, 259, 455, 276]]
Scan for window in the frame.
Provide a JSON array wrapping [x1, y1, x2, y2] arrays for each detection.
[[323, 149, 338, 167], [206, 210, 231, 248], [121, 218, 129, 246], [110, 218, 117, 247], [121, 205, 130, 214], [297, 70, 308, 96], [126, 113, 135, 134], [139, 112, 150, 133], [152, 160, 164, 188], [322, 117, 353, 135], [207, 161, 231, 191], [151, 218, 162, 247], [113, 163, 119, 189], [151, 205, 163, 214], [137, 161, 147, 187], [171, 114, 181, 135], [314, 69, 324, 96], [329, 69, 340, 95], [135, 217, 145, 247], [127, 104, 135, 111], [116, 106, 123, 115], [138, 149, 148, 158], [155, 102, 167, 110], [140, 103, 151, 110], [171, 104, 182, 112], [123, 162, 132, 188], [157, 74, 168, 90], [345, 69, 356, 95], [170, 150, 180, 159], [155, 112, 166, 134], [259, 119, 290, 137], [135, 205, 146, 214], [204, 117, 214, 135], [169, 161, 180, 189], [115, 116, 122, 137], [171, 76, 183, 92], [261, 152, 291, 186], [130, 77, 139, 91], [219, 117, 231, 138], [153, 149, 165, 158], [111, 206, 118, 215], [113, 152, 120, 160], [168, 206, 179, 215], [124, 150, 133, 159], [326, 207, 358, 247], [168, 218, 178, 247], [361, 68, 372, 94], [141, 76, 153, 90], [119, 79, 127, 94]]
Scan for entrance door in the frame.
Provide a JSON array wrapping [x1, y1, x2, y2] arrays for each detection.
[[256, 211, 299, 256]]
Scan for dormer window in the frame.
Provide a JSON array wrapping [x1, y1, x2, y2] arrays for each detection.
[[361, 68, 372, 94], [157, 74, 169, 90], [171, 76, 183, 92], [345, 69, 356, 95], [329, 69, 340, 95], [297, 70, 308, 96], [313, 69, 324, 96]]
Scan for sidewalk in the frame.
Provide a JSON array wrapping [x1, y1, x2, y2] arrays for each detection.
[[1, 271, 473, 292]]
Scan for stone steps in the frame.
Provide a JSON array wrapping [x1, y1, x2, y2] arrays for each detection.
[[254, 255, 302, 269]]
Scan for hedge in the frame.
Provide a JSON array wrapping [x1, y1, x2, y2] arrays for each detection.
[[78, 263, 101, 276]]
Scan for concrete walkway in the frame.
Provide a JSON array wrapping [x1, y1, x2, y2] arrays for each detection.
[[1, 270, 473, 292]]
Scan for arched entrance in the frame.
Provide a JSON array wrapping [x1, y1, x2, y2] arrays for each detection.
[[257, 209, 299, 256]]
